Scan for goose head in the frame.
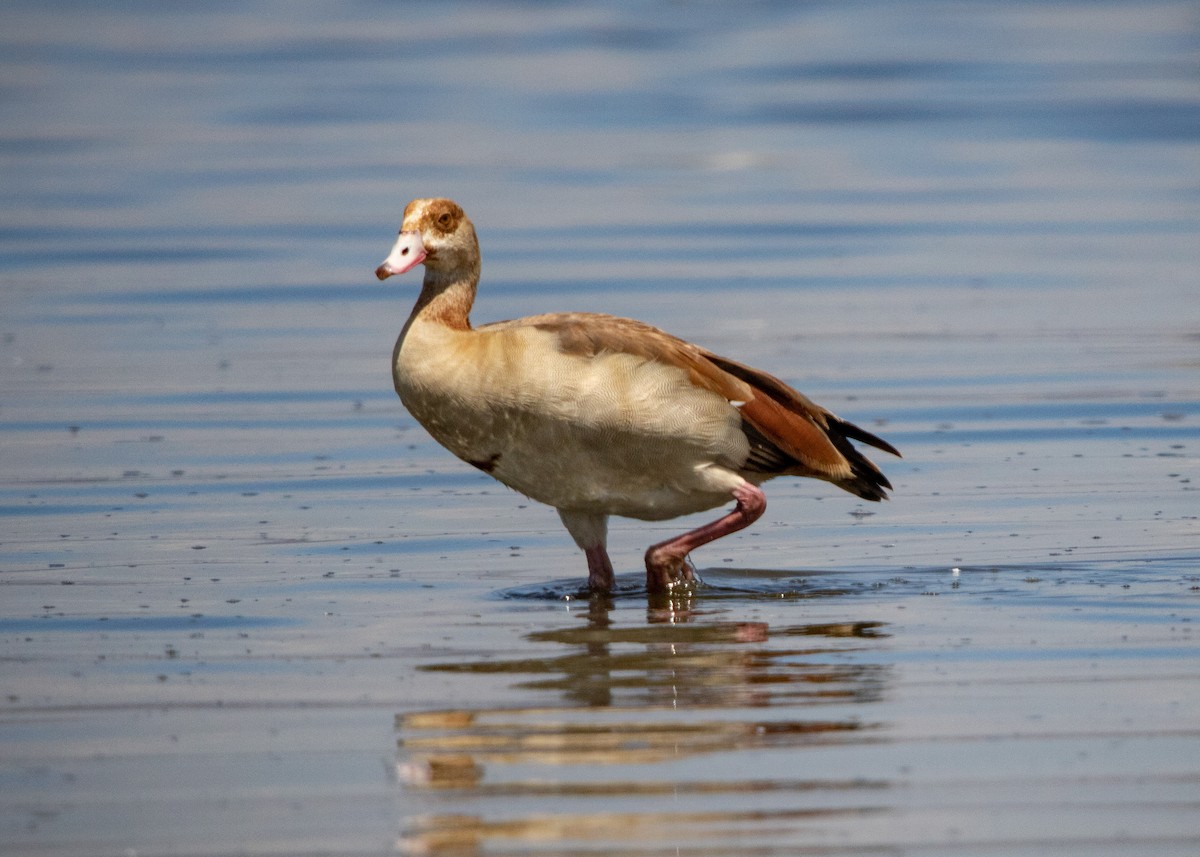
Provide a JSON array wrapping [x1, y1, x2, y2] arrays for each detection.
[[375, 198, 479, 281]]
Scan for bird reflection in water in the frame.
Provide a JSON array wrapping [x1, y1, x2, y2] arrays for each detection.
[[395, 588, 892, 855]]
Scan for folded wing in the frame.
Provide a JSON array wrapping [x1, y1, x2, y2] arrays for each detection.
[[487, 312, 900, 502]]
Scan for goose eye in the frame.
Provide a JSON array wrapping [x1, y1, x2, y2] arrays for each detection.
[[437, 212, 452, 228]]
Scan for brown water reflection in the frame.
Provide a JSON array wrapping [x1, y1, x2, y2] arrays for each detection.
[[397, 598, 891, 855]]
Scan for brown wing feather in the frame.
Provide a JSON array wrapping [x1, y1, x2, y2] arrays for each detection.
[[482, 312, 899, 501], [700, 351, 900, 501], [490, 312, 757, 400]]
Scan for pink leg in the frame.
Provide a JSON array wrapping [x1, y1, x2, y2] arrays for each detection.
[[585, 544, 615, 593], [644, 482, 766, 593]]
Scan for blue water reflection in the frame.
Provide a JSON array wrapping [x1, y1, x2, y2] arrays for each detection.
[[1, 2, 1198, 856]]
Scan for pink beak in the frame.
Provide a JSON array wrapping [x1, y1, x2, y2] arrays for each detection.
[[375, 231, 426, 280]]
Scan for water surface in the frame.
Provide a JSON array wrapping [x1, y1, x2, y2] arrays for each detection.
[[2, 1, 1199, 855]]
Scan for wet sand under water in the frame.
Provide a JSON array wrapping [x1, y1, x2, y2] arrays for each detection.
[[3, 1, 1200, 855]]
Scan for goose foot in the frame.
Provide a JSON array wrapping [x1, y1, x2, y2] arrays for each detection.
[[644, 551, 698, 593], [643, 482, 766, 595]]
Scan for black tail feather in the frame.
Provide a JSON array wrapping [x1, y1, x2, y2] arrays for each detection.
[[827, 417, 899, 502], [831, 416, 902, 459]]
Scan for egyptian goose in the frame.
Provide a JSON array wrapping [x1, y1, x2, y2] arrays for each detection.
[[375, 198, 900, 594]]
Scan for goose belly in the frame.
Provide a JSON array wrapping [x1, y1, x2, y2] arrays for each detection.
[[497, 415, 751, 519]]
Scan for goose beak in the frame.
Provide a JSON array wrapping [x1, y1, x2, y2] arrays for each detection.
[[375, 231, 427, 280]]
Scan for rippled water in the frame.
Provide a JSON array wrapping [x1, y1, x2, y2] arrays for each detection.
[[2, 1, 1199, 855]]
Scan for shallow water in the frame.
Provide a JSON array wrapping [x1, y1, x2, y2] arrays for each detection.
[[2, 1, 1199, 855]]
